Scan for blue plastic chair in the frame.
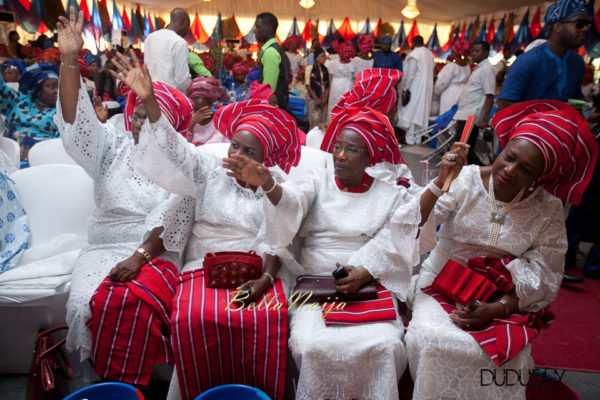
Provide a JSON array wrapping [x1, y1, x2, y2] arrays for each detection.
[[194, 384, 271, 400], [63, 382, 144, 400]]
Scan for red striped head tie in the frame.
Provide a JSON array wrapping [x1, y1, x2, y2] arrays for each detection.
[[321, 106, 406, 166], [331, 68, 402, 120], [123, 81, 194, 135], [213, 99, 301, 173], [491, 100, 599, 205]]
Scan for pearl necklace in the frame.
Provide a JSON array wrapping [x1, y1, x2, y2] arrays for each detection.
[[487, 173, 525, 247]]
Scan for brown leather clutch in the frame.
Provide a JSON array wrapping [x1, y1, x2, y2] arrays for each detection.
[[291, 275, 378, 302]]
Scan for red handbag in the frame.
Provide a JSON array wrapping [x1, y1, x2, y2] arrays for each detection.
[[430, 260, 499, 306], [203, 250, 263, 289], [26, 326, 73, 400]]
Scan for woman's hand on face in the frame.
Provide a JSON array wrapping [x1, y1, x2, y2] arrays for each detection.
[[56, 7, 84, 61], [93, 96, 108, 123], [333, 264, 373, 295], [190, 106, 213, 127], [109, 253, 147, 282], [236, 275, 272, 303], [223, 153, 271, 187], [449, 300, 501, 330], [110, 51, 154, 101], [435, 142, 470, 187]]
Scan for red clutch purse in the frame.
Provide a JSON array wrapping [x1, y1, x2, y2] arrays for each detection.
[[431, 260, 499, 305], [203, 251, 263, 289]]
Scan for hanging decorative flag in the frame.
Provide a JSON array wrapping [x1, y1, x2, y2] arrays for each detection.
[[4, 0, 44, 34], [287, 17, 301, 37], [476, 18, 487, 42], [393, 20, 406, 51], [510, 9, 531, 50], [406, 20, 420, 47], [464, 22, 473, 42], [154, 14, 163, 30], [127, 7, 142, 44], [486, 17, 496, 43], [469, 16, 480, 43], [191, 13, 209, 43], [148, 13, 155, 31], [122, 6, 131, 31], [530, 7, 542, 39], [459, 22, 466, 39], [504, 12, 515, 44], [358, 18, 372, 35], [38, 21, 48, 35], [97, 0, 112, 42], [321, 19, 341, 48], [111, 0, 123, 31], [426, 23, 443, 57], [337, 17, 356, 41], [301, 19, 313, 44], [79, 0, 92, 22], [144, 10, 153, 38], [490, 14, 506, 51], [373, 18, 382, 39]]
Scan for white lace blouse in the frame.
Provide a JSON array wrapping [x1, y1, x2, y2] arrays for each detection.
[[391, 165, 567, 311]]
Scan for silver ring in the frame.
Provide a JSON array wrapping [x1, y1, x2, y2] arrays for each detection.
[[472, 299, 482, 307], [118, 72, 124, 78], [446, 153, 457, 161]]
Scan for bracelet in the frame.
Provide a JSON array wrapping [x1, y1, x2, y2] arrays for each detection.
[[60, 62, 79, 69], [262, 272, 275, 285], [497, 298, 510, 316], [427, 180, 443, 197], [136, 247, 153, 263], [262, 179, 278, 194]]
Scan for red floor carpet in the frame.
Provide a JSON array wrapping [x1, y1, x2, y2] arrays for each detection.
[[531, 268, 600, 372]]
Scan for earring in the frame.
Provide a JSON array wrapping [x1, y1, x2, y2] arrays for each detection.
[[528, 183, 536, 192]]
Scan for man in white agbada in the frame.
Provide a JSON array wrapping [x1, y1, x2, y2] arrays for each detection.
[[143, 8, 191, 93], [396, 36, 435, 144]]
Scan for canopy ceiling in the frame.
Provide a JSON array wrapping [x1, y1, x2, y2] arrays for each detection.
[[133, 0, 550, 24]]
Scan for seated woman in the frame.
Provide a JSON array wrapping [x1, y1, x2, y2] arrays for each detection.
[[306, 68, 419, 194], [391, 100, 598, 399], [54, 10, 194, 377], [108, 49, 302, 399], [185, 76, 229, 145], [225, 107, 413, 400], [225, 62, 251, 103], [1, 59, 27, 90], [0, 62, 59, 160]]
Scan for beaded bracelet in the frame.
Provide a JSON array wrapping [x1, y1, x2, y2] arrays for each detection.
[[60, 62, 79, 69], [427, 180, 443, 197], [262, 272, 275, 285], [263, 180, 278, 194], [497, 298, 510, 316]]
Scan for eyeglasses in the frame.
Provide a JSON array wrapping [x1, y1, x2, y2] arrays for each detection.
[[333, 143, 366, 155], [559, 18, 591, 29], [128, 114, 147, 124]]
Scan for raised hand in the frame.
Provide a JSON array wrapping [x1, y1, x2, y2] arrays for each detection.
[[93, 96, 108, 123], [110, 50, 154, 101], [56, 6, 84, 60], [222, 153, 272, 187], [434, 142, 470, 188]]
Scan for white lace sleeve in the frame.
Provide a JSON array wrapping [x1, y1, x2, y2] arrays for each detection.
[[144, 194, 196, 264], [132, 114, 217, 197], [391, 167, 471, 265], [434, 63, 454, 95], [263, 169, 320, 251], [349, 196, 413, 299], [54, 80, 118, 180], [504, 197, 567, 312]]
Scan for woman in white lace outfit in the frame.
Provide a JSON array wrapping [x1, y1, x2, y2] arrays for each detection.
[[434, 39, 471, 116], [325, 41, 357, 121], [226, 107, 413, 400], [352, 34, 375, 74], [111, 47, 302, 399], [54, 9, 193, 364], [391, 100, 598, 400]]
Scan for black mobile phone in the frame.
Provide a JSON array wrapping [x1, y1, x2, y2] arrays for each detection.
[[332, 265, 348, 280]]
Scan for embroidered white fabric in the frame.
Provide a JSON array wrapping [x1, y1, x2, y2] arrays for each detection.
[[390, 165, 567, 399], [263, 168, 413, 399], [352, 56, 374, 74], [54, 84, 188, 361]]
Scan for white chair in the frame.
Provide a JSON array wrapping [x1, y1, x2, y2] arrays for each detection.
[[0, 136, 20, 171], [0, 165, 95, 373], [28, 138, 78, 167], [10, 164, 94, 246]]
